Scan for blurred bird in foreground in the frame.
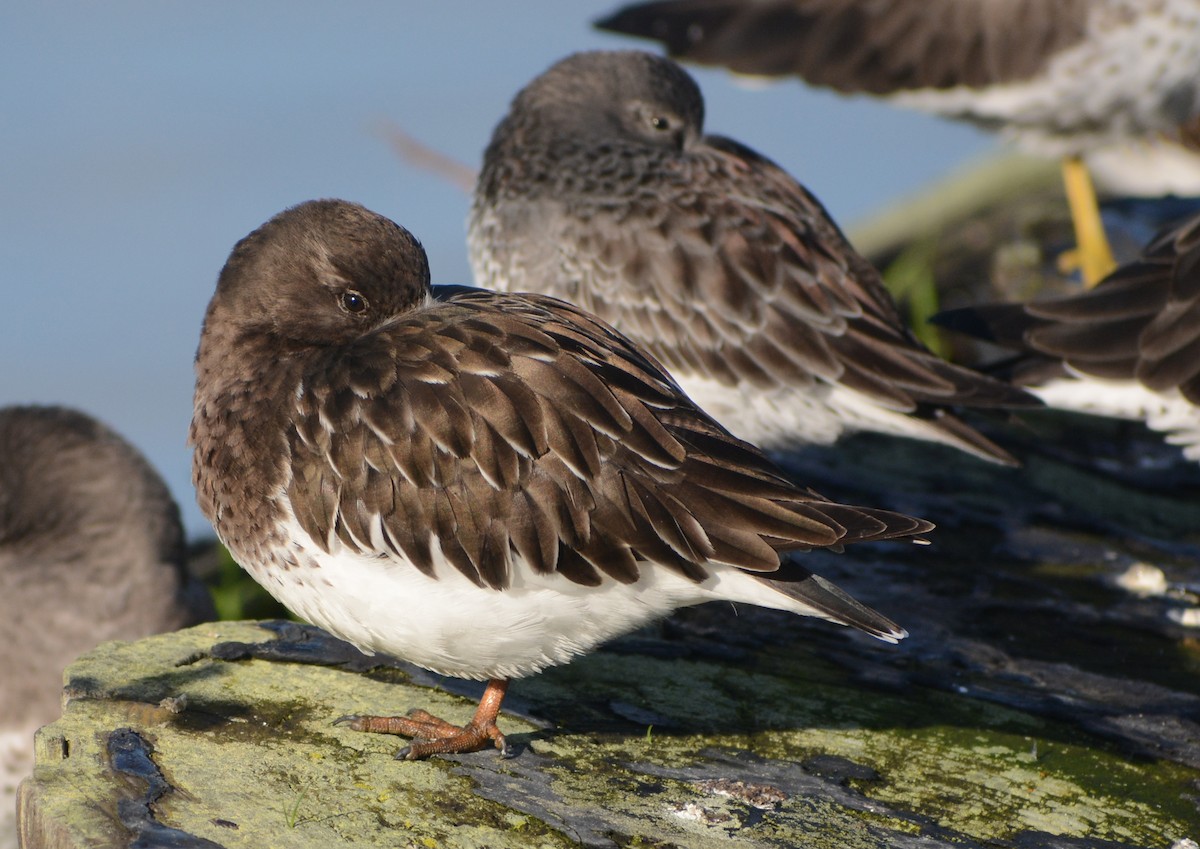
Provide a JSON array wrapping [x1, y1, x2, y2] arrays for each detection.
[[935, 212, 1200, 462], [596, 0, 1200, 286], [0, 405, 213, 849], [469, 50, 1037, 467], [191, 199, 933, 759]]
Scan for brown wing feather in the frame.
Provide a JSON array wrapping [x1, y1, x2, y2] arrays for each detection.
[[285, 288, 931, 591], [595, 0, 1089, 91], [935, 213, 1200, 403], [542, 135, 1036, 413]]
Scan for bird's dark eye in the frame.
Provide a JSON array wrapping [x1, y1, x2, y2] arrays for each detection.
[[340, 290, 368, 314], [650, 115, 671, 131]]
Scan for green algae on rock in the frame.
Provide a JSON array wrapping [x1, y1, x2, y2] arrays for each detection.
[[17, 614, 1200, 848]]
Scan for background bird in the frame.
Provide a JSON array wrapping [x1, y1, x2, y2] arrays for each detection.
[[596, 0, 1200, 286], [191, 199, 933, 759], [469, 50, 1037, 467], [0, 404, 213, 849], [934, 211, 1200, 462]]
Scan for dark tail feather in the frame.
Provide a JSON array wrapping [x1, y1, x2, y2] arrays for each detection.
[[931, 305, 1073, 389], [931, 304, 1040, 349], [758, 565, 907, 643], [924, 407, 1021, 466]]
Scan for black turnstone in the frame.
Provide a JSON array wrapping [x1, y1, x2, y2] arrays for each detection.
[[0, 405, 212, 842], [935, 212, 1200, 460], [190, 199, 934, 760], [596, 1, 1200, 285], [468, 50, 1037, 466]]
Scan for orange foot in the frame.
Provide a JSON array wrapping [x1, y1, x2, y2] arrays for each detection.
[[334, 678, 512, 760]]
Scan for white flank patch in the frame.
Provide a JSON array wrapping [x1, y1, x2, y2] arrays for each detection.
[[1087, 138, 1200, 197], [238, 510, 850, 681], [678, 374, 847, 447], [677, 374, 993, 460], [1033, 375, 1200, 460]]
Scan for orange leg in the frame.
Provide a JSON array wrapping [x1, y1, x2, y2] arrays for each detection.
[[1059, 155, 1116, 287], [334, 678, 512, 760]]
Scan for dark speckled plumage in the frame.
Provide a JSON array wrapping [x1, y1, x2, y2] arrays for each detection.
[[469, 51, 1037, 466], [193, 199, 929, 605], [935, 213, 1200, 459], [191, 200, 936, 757]]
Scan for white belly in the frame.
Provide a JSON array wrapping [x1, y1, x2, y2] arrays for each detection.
[[237, 512, 836, 681], [678, 374, 847, 448]]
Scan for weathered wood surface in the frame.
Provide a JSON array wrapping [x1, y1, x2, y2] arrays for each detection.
[[16, 414, 1200, 848]]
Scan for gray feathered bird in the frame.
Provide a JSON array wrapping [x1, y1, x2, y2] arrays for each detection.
[[469, 50, 1038, 466]]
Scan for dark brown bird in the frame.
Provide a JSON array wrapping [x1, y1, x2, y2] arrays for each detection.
[[596, 0, 1200, 285], [469, 50, 1037, 466], [191, 199, 934, 760], [935, 212, 1200, 460]]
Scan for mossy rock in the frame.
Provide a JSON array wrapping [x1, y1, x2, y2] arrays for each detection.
[[17, 601, 1199, 848]]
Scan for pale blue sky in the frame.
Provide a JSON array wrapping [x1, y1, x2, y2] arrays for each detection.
[[0, 2, 992, 536]]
